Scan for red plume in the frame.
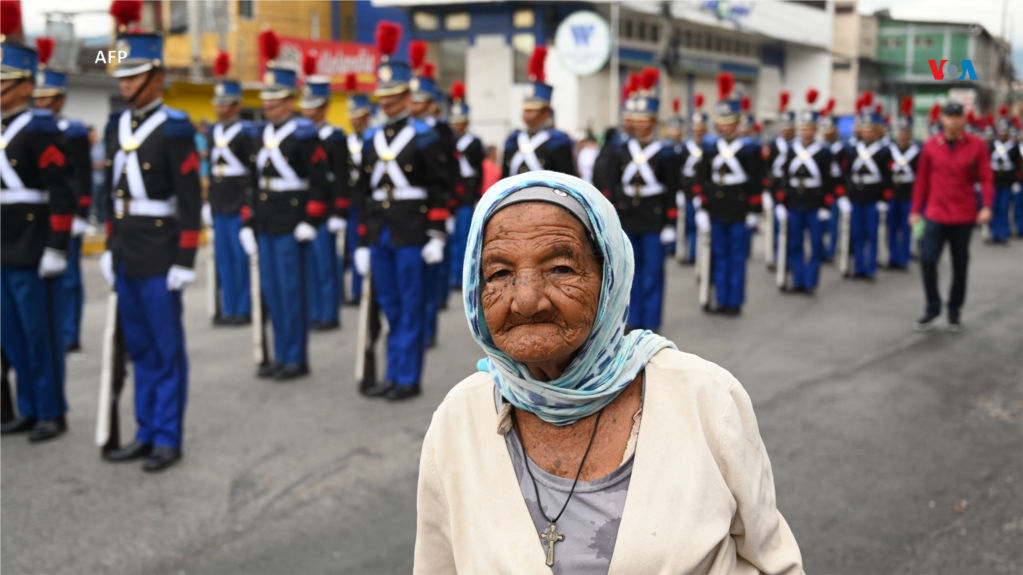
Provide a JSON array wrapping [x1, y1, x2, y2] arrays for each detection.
[[1014, 117, 1022, 130], [259, 29, 280, 62], [874, 104, 882, 115], [806, 88, 819, 105], [929, 104, 941, 122], [1, 1, 20, 37], [409, 40, 427, 71], [640, 67, 659, 91], [672, 98, 680, 114], [344, 73, 358, 92], [900, 96, 913, 116], [861, 91, 873, 107], [740, 95, 751, 112], [451, 81, 465, 101], [966, 109, 977, 124], [999, 104, 1009, 117], [109, 0, 142, 27], [716, 72, 734, 101], [985, 112, 994, 126], [778, 91, 790, 112], [823, 98, 835, 115], [302, 50, 317, 76], [421, 62, 436, 80], [695, 93, 705, 108], [754, 121, 762, 133], [528, 45, 547, 83], [36, 37, 55, 66], [885, 114, 891, 124], [375, 21, 401, 57], [213, 50, 230, 77]]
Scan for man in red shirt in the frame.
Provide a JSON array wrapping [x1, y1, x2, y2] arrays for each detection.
[[910, 102, 994, 332]]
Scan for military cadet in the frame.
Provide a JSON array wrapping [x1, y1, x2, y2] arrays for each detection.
[[613, 67, 679, 331], [697, 73, 763, 315], [887, 96, 921, 267], [31, 37, 92, 351], [205, 50, 254, 326], [775, 88, 834, 294], [819, 98, 847, 262], [446, 80, 483, 290], [678, 93, 709, 263], [1013, 116, 1023, 238], [238, 29, 332, 381], [840, 94, 892, 280], [342, 73, 372, 304], [503, 46, 576, 178], [988, 105, 1020, 244], [927, 104, 943, 137], [299, 50, 349, 330], [99, 16, 202, 471], [768, 92, 796, 196], [352, 22, 448, 401], [0, 20, 76, 441], [667, 99, 684, 151], [591, 74, 640, 196], [737, 94, 763, 254]]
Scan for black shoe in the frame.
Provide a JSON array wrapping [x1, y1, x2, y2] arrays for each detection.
[[802, 288, 816, 296], [65, 342, 81, 353], [1, 416, 37, 435], [343, 298, 360, 307], [143, 447, 182, 473], [914, 312, 941, 332], [274, 363, 310, 380], [230, 315, 252, 326], [28, 416, 67, 442], [703, 305, 726, 315], [426, 336, 437, 349], [103, 441, 153, 462], [257, 362, 281, 378], [780, 286, 804, 294], [213, 316, 232, 326], [362, 381, 394, 398], [315, 320, 340, 331], [947, 315, 962, 333], [722, 307, 742, 317], [439, 299, 448, 311], [386, 384, 421, 401]]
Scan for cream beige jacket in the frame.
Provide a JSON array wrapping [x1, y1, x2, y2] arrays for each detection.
[[414, 349, 804, 575]]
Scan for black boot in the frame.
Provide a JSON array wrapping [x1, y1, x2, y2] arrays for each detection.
[[362, 380, 394, 398], [1, 416, 37, 435], [104, 441, 153, 462], [257, 362, 281, 379], [274, 364, 310, 380], [386, 384, 421, 401], [143, 447, 182, 473]]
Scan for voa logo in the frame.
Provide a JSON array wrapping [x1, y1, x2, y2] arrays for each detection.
[[927, 59, 978, 80]]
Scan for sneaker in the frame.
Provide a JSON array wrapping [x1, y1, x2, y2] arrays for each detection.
[[914, 312, 940, 332], [947, 316, 962, 333]]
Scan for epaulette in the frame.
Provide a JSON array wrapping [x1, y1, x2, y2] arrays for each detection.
[[410, 118, 433, 136], [363, 125, 380, 142], [105, 111, 121, 135], [546, 129, 573, 149], [327, 126, 347, 141], [162, 108, 195, 139], [292, 118, 318, 140], [246, 121, 266, 139], [62, 119, 89, 140], [412, 120, 439, 147], [24, 109, 60, 134], [505, 130, 522, 149]]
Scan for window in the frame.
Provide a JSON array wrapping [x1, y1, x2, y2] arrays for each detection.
[[682, 30, 692, 48], [445, 12, 470, 31], [513, 8, 535, 29], [638, 21, 647, 41], [169, 1, 187, 33], [238, 0, 254, 19], [693, 33, 703, 50], [414, 11, 439, 31], [833, 61, 852, 70], [512, 33, 535, 83], [880, 37, 903, 49], [622, 19, 633, 39], [914, 36, 934, 48], [651, 24, 660, 43]]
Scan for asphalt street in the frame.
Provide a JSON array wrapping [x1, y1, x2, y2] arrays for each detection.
[[2, 231, 1021, 575]]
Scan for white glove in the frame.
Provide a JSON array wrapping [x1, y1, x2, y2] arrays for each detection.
[[354, 247, 371, 276], [100, 250, 115, 286], [659, 226, 677, 245], [294, 221, 318, 242], [1012, 183, 1021, 194], [166, 265, 196, 291], [422, 236, 445, 264], [838, 196, 852, 214], [695, 210, 711, 233], [327, 216, 347, 233], [761, 191, 774, 209], [239, 227, 258, 256], [774, 204, 788, 223], [38, 248, 67, 278], [445, 216, 456, 235], [71, 216, 88, 238], [818, 208, 832, 221], [201, 203, 213, 228], [876, 201, 889, 213], [745, 213, 759, 229], [675, 192, 686, 209], [692, 196, 703, 210]]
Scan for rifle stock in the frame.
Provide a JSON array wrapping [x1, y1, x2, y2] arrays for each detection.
[[96, 291, 126, 453], [355, 271, 379, 392], [776, 216, 788, 289]]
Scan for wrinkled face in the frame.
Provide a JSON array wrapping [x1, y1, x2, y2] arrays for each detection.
[[480, 202, 602, 372]]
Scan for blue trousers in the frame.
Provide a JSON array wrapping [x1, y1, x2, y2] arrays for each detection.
[[0, 266, 67, 421], [1013, 190, 1023, 237], [887, 198, 913, 267], [786, 206, 823, 290], [626, 231, 665, 330], [823, 202, 840, 259], [850, 201, 879, 277], [449, 205, 474, 288], [424, 263, 441, 342], [62, 236, 84, 346], [259, 233, 309, 366], [307, 223, 339, 324], [372, 226, 426, 386], [213, 214, 251, 317], [991, 187, 1012, 241], [684, 201, 697, 261], [115, 267, 188, 448], [345, 207, 363, 300], [711, 219, 747, 309]]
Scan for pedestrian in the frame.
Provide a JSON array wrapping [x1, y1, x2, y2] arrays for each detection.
[[446, 81, 483, 290], [0, 20, 77, 442], [413, 171, 803, 574], [99, 8, 202, 471], [987, 105, 1020, 244], [841, 92, 892, 280], [910, 101, 994, 332], [887, 97, 921, 269]]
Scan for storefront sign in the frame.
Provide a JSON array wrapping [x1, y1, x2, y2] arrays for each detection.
[[259, 36, 379, 92], [554, 11, 611, 77]]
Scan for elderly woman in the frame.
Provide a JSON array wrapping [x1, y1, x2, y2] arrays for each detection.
[[414, 172, 803, 574]]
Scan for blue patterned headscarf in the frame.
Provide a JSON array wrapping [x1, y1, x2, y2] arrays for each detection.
[[463, 171, 677, 426]]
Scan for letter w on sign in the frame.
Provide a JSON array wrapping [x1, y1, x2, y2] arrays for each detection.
[[180, 151, 200, 175], [572, 25, 593, 45], [928, 59, 948, 80], [39, 145, 66, 169]]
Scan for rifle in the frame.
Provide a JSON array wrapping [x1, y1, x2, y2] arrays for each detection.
[[763, 192, 775, 268], [206, 228, 221, 323], [675, 194, 687, 263], [1, 350, 13, 425], [250, 253, 270, 367], [776, 214, 788, 289], [877, 203, 890, 268], [354, 270, 381, 393], [96, 291, 127, 454], [696, 224, 711, 308], [838, 208, 852, 276]]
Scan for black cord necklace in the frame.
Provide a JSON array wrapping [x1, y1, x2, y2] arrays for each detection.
[[511, 407, 605, 568]]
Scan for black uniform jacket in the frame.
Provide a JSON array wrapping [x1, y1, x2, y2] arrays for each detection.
[[611, 137, 680, 234], [502, 127, 576, 178], [840, 140, 892, 204], [207, 119, 257, 216], [698, 136, 764, 225], [989, 139, 1022, 189], [356, 114, 449, 248], [778, 141, 834, 211], [679, 138, 706, 202], [1, 108, 76, 266], [889, 141, 922, 201], [104, 105, 202, 277], [59, 118, 93, 220], [316, 123, 351, 221]]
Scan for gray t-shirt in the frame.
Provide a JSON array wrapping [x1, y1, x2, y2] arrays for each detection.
[[496, 387, 633, 575]]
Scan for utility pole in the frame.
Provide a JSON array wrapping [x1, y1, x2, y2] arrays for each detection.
[[609, 2, 619, 128], [188, 0, 202, 81]]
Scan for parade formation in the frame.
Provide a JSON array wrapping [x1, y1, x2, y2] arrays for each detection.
[[1, 0, 1021, 476]]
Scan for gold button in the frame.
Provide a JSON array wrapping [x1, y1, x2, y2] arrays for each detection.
[[382, 200, 390, 209], [105, 159, 112, 167], [290, 198, 298, 206], [9, 159, 16, 166], [116, 212, 124, 219], [284, 157, 290, 164], [420, 205, 428, 213], [716, 191, 724, 199], [143, 162, 151, 170], [122, 168, 127, 174], [539, 159, 545, 166], [117, 189, 124, 197], [386, 129, 394, 137], [26, 213, 34, 221], [632, 198, 640, 206], [365, 166, 372, 173], [260, 193, 268, 201], [404, 164, 412, 172], [131, 121, 138, 128], [265, 161, 271, 168], [383, 183, 392, 192], [249, 155, 256, 162], [654, 207, 662, 214], [155, 219, 163, 227]]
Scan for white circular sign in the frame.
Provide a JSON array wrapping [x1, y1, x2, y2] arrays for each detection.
[[554, 11, 611, 77]]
